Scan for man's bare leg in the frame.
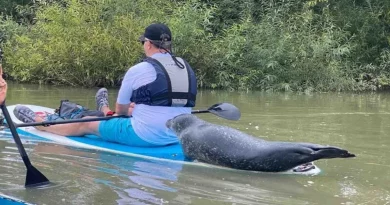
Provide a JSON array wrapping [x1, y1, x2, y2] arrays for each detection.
[[34, 116, 101, 137], [100, 105, 111, 116]]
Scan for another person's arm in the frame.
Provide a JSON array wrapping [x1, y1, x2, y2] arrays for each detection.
[[0, 64, 7, 104]]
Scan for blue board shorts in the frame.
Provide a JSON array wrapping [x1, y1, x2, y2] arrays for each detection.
[[98, 117, 155, 147]]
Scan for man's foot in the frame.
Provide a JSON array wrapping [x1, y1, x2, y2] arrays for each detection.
[[95, 88, 109, 111], [13, 105, 36, 123]]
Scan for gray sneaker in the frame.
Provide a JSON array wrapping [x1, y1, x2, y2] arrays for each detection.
[[13, 105, 36, 123], [95, 88, 109, 111]]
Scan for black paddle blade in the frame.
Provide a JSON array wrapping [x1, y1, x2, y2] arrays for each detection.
[[208, 103, 241, 121], [25, 164, 50, 187]]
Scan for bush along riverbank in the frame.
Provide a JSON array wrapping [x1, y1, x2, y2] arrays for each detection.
[[1, 0, 389, 92]]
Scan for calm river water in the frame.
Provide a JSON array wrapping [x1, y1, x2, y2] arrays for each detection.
[[0, 83, 389, 205]]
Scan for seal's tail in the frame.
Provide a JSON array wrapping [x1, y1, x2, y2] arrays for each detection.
[[312, 147, 356, 159]]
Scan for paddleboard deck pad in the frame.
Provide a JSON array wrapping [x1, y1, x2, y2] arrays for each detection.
[[3, 104, 321, 175]]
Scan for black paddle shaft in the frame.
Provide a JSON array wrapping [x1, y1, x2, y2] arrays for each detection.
[[13, 102, 240, 128], [0, 102, 50, 187], [1, 103, 31, 165], [191, 110, 209, 114], [14, 115, 130, 128]]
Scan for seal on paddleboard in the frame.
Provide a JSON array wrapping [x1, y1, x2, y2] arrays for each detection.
[[166, 114, 356, 172]]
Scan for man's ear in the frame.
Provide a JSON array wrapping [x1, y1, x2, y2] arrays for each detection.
[[147, 41, 153, 50]]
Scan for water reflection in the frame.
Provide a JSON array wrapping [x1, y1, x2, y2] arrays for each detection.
[[175, 165, 349, 205], [0, 137, 348, 205], [35, 143, 184, 204]]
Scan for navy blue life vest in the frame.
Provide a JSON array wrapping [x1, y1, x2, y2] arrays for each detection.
[[130, 55, 197, 107]]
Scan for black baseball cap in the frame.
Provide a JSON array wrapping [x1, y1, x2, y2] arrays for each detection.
[[139, 23, 172, 42]]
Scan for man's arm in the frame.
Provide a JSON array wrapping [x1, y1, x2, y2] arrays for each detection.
[[116, 67, 135, 116], [115, 62, 155, 116], [115, 103, 130, 116]]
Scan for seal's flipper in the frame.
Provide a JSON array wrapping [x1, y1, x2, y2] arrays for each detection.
[[311, 147, 356, 160]]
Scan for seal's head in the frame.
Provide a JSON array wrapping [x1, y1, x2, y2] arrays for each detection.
[[166, 114, 200, 134]]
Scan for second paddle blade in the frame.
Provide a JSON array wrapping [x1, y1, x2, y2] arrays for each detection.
[[208, 103, 241, 121]]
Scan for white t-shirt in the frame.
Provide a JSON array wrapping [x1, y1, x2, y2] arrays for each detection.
[[117, 53, 192, 145]]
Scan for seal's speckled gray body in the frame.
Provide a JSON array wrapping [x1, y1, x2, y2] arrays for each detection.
[[166, 114, 355, 172]]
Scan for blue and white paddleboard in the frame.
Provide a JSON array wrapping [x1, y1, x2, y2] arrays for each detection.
[[6, 104, 321, 175], [7, 105, 186, 162], [0, 193, 33, 205]]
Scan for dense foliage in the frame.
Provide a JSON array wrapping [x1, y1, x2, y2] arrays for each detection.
[[1, 0, 389, 92]]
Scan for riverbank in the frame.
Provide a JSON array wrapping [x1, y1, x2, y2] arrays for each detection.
[[1, 0, 389, 92]]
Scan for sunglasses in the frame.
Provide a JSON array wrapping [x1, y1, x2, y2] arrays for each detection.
[[140, 37, 151, 45]]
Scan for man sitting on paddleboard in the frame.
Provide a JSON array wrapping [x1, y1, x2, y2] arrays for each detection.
[[14, 23, 198, 147]]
